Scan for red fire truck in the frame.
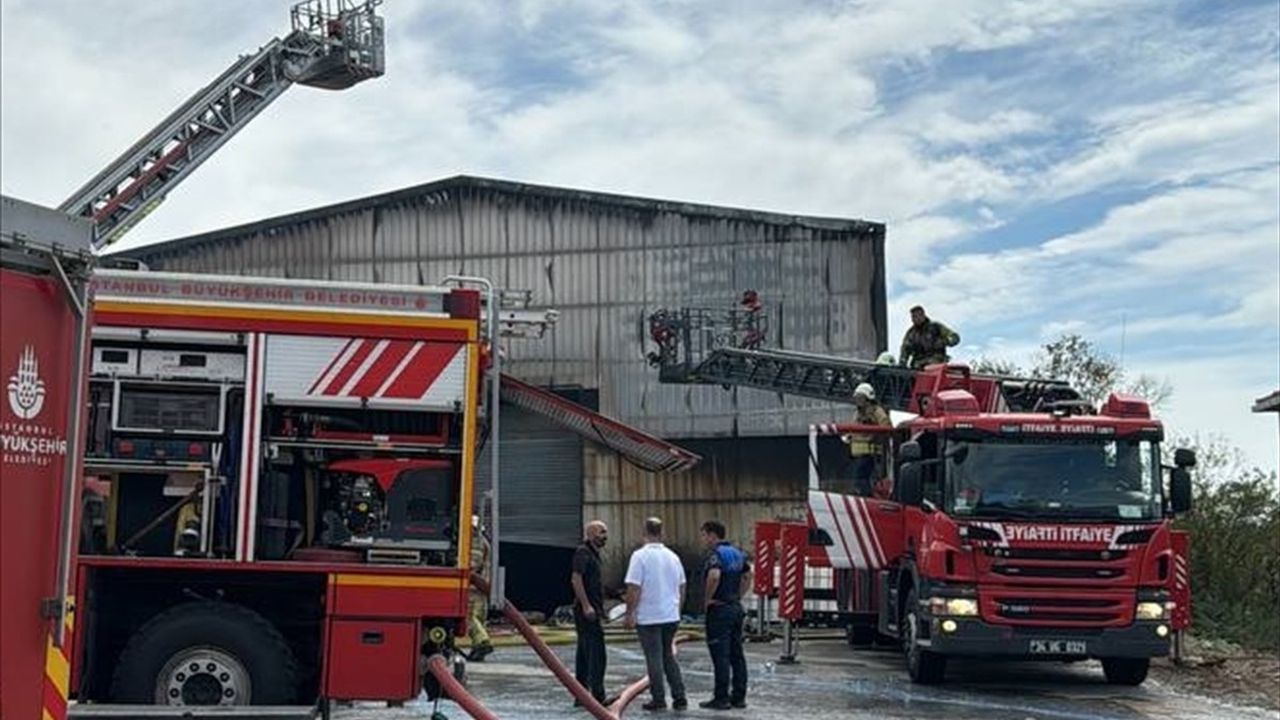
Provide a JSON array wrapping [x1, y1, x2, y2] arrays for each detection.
[[802, 364, 1195, 685], [66, 269, 497, 710], [649, 308, 1196, 686]]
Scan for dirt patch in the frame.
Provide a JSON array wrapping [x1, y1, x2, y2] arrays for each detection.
[[1151, 635, 1280, 713]]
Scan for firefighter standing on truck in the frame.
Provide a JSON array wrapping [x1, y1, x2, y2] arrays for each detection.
[[844, 383, 892, 496], [467, 515, 494, 661], [899, 305, 960, 369]]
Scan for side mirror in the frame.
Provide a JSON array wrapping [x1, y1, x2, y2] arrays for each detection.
[[1174, 448, 1197, 468], [899, 463, 924, 506], [899, 440, 922, 463], [1170, 468, 1192, 515]]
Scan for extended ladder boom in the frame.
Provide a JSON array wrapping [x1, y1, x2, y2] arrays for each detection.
[[691, 346, 922, 411], [647, 306, 1079, 414], [60, 0, 385, 250]]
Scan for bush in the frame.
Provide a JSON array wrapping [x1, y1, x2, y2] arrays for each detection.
[[1173, 438, 1280, 651]]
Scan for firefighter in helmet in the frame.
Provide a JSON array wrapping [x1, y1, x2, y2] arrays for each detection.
[[843, 383, 893, 496], [899, 305, 960, 370]]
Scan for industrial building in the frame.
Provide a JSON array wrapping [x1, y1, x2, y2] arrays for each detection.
[[117, 175, 887, 610]]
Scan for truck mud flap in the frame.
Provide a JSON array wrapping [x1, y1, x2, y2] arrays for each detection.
[[878, 569, 898, 637]]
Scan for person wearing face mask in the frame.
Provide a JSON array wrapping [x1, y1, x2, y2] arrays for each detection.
[[571, 520, 612, 707]]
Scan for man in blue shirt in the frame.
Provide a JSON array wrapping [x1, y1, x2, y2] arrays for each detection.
[[699, 520, 751, 710]]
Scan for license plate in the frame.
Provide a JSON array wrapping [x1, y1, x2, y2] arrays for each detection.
[[1029, 639, 1087, 655]]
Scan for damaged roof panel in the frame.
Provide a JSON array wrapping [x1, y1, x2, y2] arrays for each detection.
[[500, 374, 701, 473]]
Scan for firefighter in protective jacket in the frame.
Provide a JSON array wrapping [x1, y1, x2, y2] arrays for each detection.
[[468, 515, 494, 661], [899, 305, 960, 369], [844, 383, 892, 496]]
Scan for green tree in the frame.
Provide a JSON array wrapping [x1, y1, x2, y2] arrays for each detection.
[[1169, 435, 1280, 650], [971, 333, 1172, 408]]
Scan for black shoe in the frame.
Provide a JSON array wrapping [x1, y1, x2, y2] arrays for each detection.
[[468, 643, 493, 662], [642, 699, 667, 711], [672, 697, 688, 710], [603, 695, 621, 707], [730, 697, 747, 709], [699, 698, 732, 710]]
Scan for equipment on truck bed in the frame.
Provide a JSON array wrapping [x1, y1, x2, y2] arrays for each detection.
[[60, 0, 386, 250]]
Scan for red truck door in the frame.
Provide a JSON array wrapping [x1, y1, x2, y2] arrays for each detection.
[[1, 270, 80, 720], [2, 199, 92, 720]]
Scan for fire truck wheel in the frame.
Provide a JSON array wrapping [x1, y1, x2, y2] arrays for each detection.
[[1101, 657, 1150, 685], [901, 588, 946, 684], [110, 601, 299, 706]]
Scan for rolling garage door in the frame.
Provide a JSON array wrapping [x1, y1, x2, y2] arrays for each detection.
[[476, 404, 582, 548]]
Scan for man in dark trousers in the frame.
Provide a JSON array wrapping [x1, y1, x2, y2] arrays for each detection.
[[899, 305, 961, 369], [699, 520, 751, 710], [570, 520, 611, 706]]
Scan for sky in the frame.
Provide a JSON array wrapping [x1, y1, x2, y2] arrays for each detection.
[[2, 0, 1277, 470]]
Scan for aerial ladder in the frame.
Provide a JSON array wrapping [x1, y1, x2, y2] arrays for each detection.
[[58, 0, 387, 251], [645, 302, 1081, 414]]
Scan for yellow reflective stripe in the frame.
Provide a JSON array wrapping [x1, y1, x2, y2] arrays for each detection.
[[45, 635, 69, 699], [333, 574, 465, 589]]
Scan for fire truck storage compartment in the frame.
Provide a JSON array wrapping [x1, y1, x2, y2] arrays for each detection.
[[266, 405, 451, 446], [325, 618, 420, 700], [257, 449, 460, 567], [113, 381, 227, 435], [83, 337, 247, 560]]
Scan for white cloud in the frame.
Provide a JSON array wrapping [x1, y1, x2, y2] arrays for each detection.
[[1045, 71, 1280, 198], [1, 0, 1277, 469], [1139, 353, 1279, 474]]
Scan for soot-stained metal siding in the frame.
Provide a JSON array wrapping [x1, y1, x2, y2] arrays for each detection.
[[121, 175, 887, 437]]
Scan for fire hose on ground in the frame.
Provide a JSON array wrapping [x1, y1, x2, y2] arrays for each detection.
[[426, 654, 499, 720], [444, 575, 692, 720]]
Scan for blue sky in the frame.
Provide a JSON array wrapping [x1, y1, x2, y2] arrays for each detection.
[[2, 0, 1277, 469]]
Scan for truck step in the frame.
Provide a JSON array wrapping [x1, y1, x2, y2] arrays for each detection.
[[70, 705, 316, 719]]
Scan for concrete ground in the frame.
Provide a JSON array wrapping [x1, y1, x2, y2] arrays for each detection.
[[336, 636, 1280, 720]]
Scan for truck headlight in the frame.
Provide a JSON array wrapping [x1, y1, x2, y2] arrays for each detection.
[[1135, 601, 1170, 620], [930, 597, 979, 616]]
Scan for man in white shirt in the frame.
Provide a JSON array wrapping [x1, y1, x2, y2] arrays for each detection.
[[624, 517, 688, 712]]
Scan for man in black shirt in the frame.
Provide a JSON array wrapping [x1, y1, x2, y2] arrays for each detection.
[[571, 519, 610, 705], [699, 520, 751, 710]]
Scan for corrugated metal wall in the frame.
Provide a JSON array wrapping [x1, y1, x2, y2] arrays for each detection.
[[583, 438, 810, 598], [129, 177, 887, 439]]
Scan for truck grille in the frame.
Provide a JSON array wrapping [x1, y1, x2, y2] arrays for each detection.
[[984, 593, 1130, 626], [991, 565, 1125, 579], [984, 547, 1128, 562]]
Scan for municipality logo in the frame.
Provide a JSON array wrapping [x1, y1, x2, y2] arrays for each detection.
[[7, 345, 47, 420]]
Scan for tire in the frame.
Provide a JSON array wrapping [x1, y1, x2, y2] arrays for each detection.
[[111, 601, 298, 706], [847, 622, 877, 646], [900, 587, 946, 684], [1101, 657, 1150, 686]]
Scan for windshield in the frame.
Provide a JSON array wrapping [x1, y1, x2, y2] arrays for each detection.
[[946, 438, 1163, 521]]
